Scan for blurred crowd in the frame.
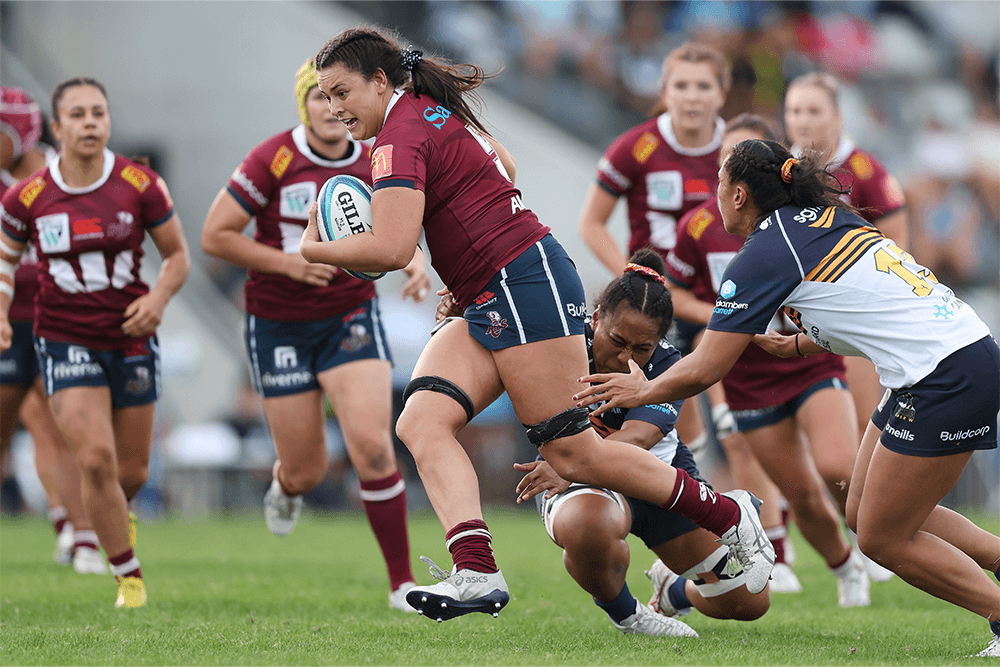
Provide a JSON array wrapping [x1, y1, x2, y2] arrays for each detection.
[[345, 0, 1000, 290]]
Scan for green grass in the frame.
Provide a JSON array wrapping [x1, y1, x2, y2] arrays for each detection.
[[1, 508, 998, 666]]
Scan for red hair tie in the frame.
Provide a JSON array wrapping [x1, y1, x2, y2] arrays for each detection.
[[781, 158, 798, 184], [624, 263, 665, 284]]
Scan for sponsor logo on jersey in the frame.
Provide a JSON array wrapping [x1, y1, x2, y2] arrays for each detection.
[[261, 370, 313, 388], [372, 145, 393, 181], [598, 157, 631, 191], [36, 213, 70, 253], [279, 181, 317, 220], [849, 152, 874, 180], [688, 208, 715, 240], [0, 204, 26, 233], [422, 105, 451, 129], [232, 169, 268, 208], [270, 146, 294, 179], [156, 177, 174, 208], [108, 211, 134, 240], [646, 171, 683, 210], [18, 177, 45, 208], [719, 280, 736, 299], [632, 132, 659, 164], [120, 166, 151, 192], [72, 217, 103, 239], [933, 304, 954, 320], [125, 366, 152, 395], [940, 425, 991, 442], [273, 346, 298, 370], [666, 252, 694, 278], [485, 310, 508, 339], [684, 178, 711, 200], [884, 424, 915, 441], [713, 299, 749, 315], [339, 323, 371, 353], [474, 290, 495, 306], [566, 302, 587, 319]]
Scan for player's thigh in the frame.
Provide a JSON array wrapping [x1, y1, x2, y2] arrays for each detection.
[[0, 383, 29, 452], [794, 386, 858, 480], [49, 386, 116, 469], [319, 358, 397, 474], [549, 490, 631, 550], [19, 378, 65, 466], [845, 422, 881, 531], [490, 334, 588, 425], [261, 389, 328, 466], [844, 356, 882, 427], [740, 417, 822, 497], [402, 318, 504, 436]]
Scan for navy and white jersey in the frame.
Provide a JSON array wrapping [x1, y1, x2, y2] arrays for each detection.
[[585, 321, 684, 463], [708, 205, 992, 390]]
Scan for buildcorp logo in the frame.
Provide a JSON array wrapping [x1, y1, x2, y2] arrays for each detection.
[[940, 425, 991, 442]]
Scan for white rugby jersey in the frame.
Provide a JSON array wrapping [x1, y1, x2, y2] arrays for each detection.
[[707, 204, 991, 389]]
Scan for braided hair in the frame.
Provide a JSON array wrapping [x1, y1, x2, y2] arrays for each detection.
[[594, 249, 674, 338], [723, 139, 860, 215], [315, 26, 496, 135]]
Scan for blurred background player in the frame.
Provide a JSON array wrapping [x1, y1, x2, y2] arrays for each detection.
[[578, 40, 783, 565], [302, 26, 774, 620], [201, 58, 424, 612], [0, 77, 190, 608], [514, 250, 769, 637], [0, 85, 97, 573], [666, 114, 869, 604]]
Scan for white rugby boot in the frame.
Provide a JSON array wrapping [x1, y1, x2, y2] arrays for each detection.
[[388, 582, 417, 612], [405, 556, 509, 622], [73, 546, 108, 575], [834, 549, 870, 607], [613, 600, 698, 637], [263, 478, 302, 536], [644, 559, 692, 617], [716, 490, 775, 595], [54, 523, 74, 565], [972, 634, 1000, 657], [769, 562, 803, 593]]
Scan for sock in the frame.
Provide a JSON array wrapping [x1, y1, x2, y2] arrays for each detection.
[[595, 582, 639, 624], [990, 618, 1000, 637], [445, 519, 497, 573], [668, 575, 692, 612], [830, 549, 853, 574], [73, 530, 99, 552], [994, 565, 1000, 583], [48, 506, 69, 536], [108, 548, 142, 579], [663, 468, 740, 537], [766, 526, 788, 564], [359, 471, 414, 591]]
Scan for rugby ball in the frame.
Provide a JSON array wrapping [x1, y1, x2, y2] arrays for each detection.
[[316, 174, 385, 280]]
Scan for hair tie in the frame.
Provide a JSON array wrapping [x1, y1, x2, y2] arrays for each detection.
[[780, 157, 798, 184], [401, 49, 423, 71], [624, 263, 665, 284]]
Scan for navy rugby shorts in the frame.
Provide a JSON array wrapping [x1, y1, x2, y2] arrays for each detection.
[[35, 335, 160, 408], [464, 234, 586, 351], [1, 320, 39, 387], [872, 335, 998, 457], [733, 376, 849, 432], [246, 298, 391, 398]]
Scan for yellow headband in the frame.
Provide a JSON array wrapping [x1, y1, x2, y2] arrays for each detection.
[[295, 58, 318, 126]]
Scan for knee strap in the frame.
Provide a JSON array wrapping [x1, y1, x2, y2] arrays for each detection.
[[523, 406, 593, 448], [402, 375, 475, 424]]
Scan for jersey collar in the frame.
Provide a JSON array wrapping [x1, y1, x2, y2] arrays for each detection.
[[655, 114, 724, 157], [291, 124, 363, 168], [50, 147, 115, 194], [381, 88, 405, 128]]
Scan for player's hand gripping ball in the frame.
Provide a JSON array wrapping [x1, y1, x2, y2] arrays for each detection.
[[316, 175, 386, 280]]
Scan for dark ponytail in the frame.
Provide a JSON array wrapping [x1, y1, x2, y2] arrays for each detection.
[[595, 249, 674, 338], [723, 139, 860, 215], [315, 25, 498, 134]]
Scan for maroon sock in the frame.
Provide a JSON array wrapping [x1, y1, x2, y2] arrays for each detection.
[[662, 468, 740, 537], [108, 548, 142, 579], [73, 530, 100, 553], [49, 507, 68, 536], [766, 525, 788, 565], [359, 471, 414, 591], [829, 550, 851, 570], [446, 519, 497, 573]]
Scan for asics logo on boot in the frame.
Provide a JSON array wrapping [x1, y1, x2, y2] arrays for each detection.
[[454, 575, 490, 586]]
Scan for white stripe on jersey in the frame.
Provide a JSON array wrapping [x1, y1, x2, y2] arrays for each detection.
[[499, 267, 527, 344], [774, 210, 805, 280], [536, 240, 570, 336]]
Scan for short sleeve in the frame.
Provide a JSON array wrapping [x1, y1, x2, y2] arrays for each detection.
[[665, 213, 703, 288], [144, 174, 175, 228], [371, 113, 429, 192], [595, 131, 643, 197], [227, 142, 281, 216], [0, 183, 34, 242]]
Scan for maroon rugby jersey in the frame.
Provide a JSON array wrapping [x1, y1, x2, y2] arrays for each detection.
[[1, 155, 53, 322], [666, 198, 846, 411], [596, 114, 722, 260], [370, 90, 549, 309], [800, 137, 904, 225], [226, 125, 375, 321], [0, 149, 172, 349]]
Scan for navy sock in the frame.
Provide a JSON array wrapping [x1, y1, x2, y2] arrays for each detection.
[[668, 575, 692, 612], [994, 565, 1000, 583], [990, 618, 1000, 637], [594, 582, 638, 624]]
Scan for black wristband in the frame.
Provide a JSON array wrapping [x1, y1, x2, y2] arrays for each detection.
[[795, 333, 806, 357]]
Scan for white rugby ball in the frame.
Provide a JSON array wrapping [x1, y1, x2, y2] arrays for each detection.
[[316, 174, 385, 280]]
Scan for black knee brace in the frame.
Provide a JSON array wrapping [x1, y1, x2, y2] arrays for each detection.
[[523, 406, 593, 448], [402, 375, 475, 423]]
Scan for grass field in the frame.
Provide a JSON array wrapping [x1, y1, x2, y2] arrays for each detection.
[[1, 508, 998, 666]]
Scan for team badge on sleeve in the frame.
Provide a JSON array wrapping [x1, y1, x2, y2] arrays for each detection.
[[121, 166, 151, 192], [270, 146, 293, 178], [18, 177, 45, 208], [632, 132, 659, 164], [372, 145, 393, 181]]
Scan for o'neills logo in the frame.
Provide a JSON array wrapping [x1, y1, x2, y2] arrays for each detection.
[[884, 424, 914, 441], [940, 425, 990, 442]]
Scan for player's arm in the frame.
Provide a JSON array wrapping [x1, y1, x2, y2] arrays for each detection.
[[0, 230, 26, 351], [579, 184, 628, 276], [201, 189, 335, 286], [122, 214, 190, 338], [606, 418, 667, 450], [872, 208, 908, 252], [300, 186, 423, 273]]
